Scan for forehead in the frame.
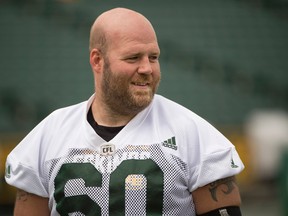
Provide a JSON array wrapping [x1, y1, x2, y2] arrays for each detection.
[[107, 30, 160, 55], [103, 13, 159, 53]]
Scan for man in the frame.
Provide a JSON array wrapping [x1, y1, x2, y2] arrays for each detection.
[[5, 7, 244, 215]]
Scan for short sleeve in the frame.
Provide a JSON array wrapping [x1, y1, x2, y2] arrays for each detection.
[[188, 118, 244, 192], [5, 119, 49, 197], [190, 147, 244, 191]]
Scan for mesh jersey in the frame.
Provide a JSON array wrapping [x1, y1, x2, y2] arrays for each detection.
[[5, 94, 244, 216]]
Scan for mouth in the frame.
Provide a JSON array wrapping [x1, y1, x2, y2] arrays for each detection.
[[132, 82, 150, 87]]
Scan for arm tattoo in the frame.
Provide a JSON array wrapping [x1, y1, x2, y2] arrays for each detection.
[[209, 177, 236, 202], [17, 190, 31, 202]]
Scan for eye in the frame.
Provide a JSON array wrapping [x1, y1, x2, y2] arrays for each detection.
[[125, 56, 139, 63], [149, 55, 159, 62], [129, 56, 138, 60]]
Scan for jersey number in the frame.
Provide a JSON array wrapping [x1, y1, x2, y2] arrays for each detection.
[[54, 159, 164, 215]]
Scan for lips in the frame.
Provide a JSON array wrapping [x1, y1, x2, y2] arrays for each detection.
[[132, 82, 149, 86]]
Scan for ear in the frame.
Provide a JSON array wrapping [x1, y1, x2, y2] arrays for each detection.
[[90, 48, 103, 73]]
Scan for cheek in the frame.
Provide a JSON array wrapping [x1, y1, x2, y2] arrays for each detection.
[[108, 68, 132, 87], [110, 62, 137, 77], [153, 65, 161, 78]]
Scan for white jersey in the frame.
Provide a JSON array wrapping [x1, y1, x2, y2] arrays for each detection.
[[5, 94, 244, 215]]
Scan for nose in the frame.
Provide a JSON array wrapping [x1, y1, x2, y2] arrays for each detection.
[[137, 57, 152, 74]]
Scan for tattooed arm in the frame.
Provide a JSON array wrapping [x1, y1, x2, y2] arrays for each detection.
[[192, 176, 241, 215], [14, 189, 50, 216]]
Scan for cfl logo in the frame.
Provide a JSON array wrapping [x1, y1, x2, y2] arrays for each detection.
[[100, 143, 116, 156]]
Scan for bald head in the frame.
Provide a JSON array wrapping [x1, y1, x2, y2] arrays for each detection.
[[89, 8, 158, 54]]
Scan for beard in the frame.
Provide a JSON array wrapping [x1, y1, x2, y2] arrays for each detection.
[[101, 59, 160, 116]]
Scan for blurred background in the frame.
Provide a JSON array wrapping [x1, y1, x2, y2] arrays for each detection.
[[0, 0, 288, 215]]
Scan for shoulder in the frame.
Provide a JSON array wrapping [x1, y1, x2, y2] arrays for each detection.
[[151, 94, 234, 152], [6, 100, 89, 165], [152, 94, 210, 128], [153, 94, 190, 112], [42, 100, 88, 129], [13, 100, 88, 150], [49, 100, 87, 119]]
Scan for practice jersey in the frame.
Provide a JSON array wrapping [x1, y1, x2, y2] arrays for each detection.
[[5, 94, 244, 215]]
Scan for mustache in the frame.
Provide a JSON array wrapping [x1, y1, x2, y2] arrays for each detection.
[[132, 74, 153, 83]]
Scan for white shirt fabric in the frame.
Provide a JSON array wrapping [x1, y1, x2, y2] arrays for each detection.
[[5, 94, 244, 215]]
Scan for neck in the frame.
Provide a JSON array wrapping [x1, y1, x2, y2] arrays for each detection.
[[91, 98, 136, 127]]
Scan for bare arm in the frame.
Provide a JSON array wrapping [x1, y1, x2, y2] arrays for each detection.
[[14, 189, 50, 216], [192, 176, 241, 215]]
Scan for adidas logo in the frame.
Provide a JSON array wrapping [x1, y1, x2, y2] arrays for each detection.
[[162, 136, 177, 150]]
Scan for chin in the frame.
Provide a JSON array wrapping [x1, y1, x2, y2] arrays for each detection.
[[133, 92, 154, 108]]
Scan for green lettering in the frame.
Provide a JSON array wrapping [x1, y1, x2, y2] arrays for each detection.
[[54, 159, 164, 215], [54, 163, 102, 215]]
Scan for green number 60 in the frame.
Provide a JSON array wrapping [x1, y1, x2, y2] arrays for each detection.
[[54, 159, 164, 215]]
